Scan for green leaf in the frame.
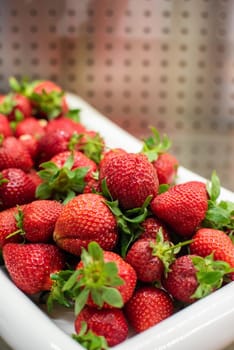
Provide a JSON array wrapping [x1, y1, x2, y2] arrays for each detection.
[[207, 171, 220, 202], [66, 109, 81, 122], [88, 241, 104, 261], [191, 254, 233, 299], [101, 286, 123, 308], [72, 322, 109, 350], [158, 184, 170, 194], [75, 287, 90, 315], [141, 126, 172, 162]]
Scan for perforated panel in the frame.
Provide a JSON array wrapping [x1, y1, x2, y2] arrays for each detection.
[[0, 0, 233, 191]]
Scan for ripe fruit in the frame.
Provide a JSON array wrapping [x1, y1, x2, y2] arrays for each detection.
[[153, 152, 179, 185], [0, 114, 12, 137], [125, 286, 174, 333], [190, 228, 234, 280], [17, 200, 63, 243], [31, 80, 68, 119], [0, 207, 25, 248], [163, 253, 233, 303], [140, 216, 170, 240], [53, 193, 118, 255], [15, 117, 46, 138], [3, 242, 65, 294], [151, 181, 208, 237], [74, 306, 129, 347], [125, 237, 165, 282], [0, 93, 32, 121], [99, 152, 159, 210], [0, 136, 33, 172], [0, 168, 36, 210]]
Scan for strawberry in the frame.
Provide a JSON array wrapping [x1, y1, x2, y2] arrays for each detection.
[[15, 117, 46, 138], [45, 116, 86, 134], [163, 253, 233, 303], [190, 228, 234, 280], [19, 134, 39, 160], [36, 129, 72, 165], [99, 152, 159, 210], [153, 152, 179, 185], [125, 231, 191, 283], [141, 127, 178, 185], [49, 242, 137, 314], [0, 114, 12, 137], [125, 286, 174, 333], [0, 136, 33, 171], [14, 200, 63, 243], [74, 306, 128, 347], [30, 80, 68, 119], [37, 127, 105, 166], [36, 152, 96, 203], [125, 237, 165, 282], [140, 216, 170, 240], [50, 150, 97, 181], [151, 181, 208, 237], [0, 93, 32, 122], [3, 242, 65, 294], [53, 193, 118, 255], [0, 168, 36, 210], [0, 207, 25, 248]]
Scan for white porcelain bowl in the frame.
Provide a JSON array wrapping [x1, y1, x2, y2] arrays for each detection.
[[0, 94, 233, 350]]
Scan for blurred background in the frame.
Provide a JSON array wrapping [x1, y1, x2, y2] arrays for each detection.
[[0, 0, 233, 194]]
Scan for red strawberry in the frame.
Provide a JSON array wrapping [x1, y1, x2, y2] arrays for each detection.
[[30, 80, 68, 119], [36, 129, 72, 165], [0, 136, 33, 171], [74, 306, 128, 347], [19, 134, 39, 160], [125, 238, 165, 282], [125, 286, 174, 333], [151, 181, 208, 237], [17, 200, 63, 243], [153, 152, 178, 185], [45, 116, 86, 134], [99, 152, 159, 210], [53, 193, 118, 255], [0, 168, 36, 210], [163, 253, 233, 303], [15, 117, 46, 138], [190, 228, 234, 280], [83, 177, 101, 194], [0, 114, 12, 137], [49, 242, 137, 315], [76, 248, 137, 308], [0, 93, 32, 121], [50, 150, 97, 182], [125, 230, 189, 283], [141, 127, 178, 184], [140, 216, 170, 241], [0, 207, 25, 248], [3, 242, 65, 294]]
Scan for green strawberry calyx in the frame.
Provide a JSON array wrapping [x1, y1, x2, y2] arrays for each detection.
[[0, 93, 17, 115], [149, 229, 193, 276], [68, 132, 104, 164], [48, 242, 124, 315], [6, 206, 25, 239], [0, 173, 9, 185], [72, 321, 108, 350], [191, 253, 234, 299], [31, 89, 65, 120], [65, 108, 81, 123], [202, 171, 234, 234], [141, 126, 172, 162], [102, 179, 152, 257], [36, 153, 89, 204]]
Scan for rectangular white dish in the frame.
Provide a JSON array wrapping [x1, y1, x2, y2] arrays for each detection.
[[0, 93, 233, 350]]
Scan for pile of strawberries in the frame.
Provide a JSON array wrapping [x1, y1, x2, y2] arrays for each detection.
[[0, 78, 234, 349]]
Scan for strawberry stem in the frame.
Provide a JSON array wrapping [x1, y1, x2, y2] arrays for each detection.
[[72, 321, 109, 350]]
